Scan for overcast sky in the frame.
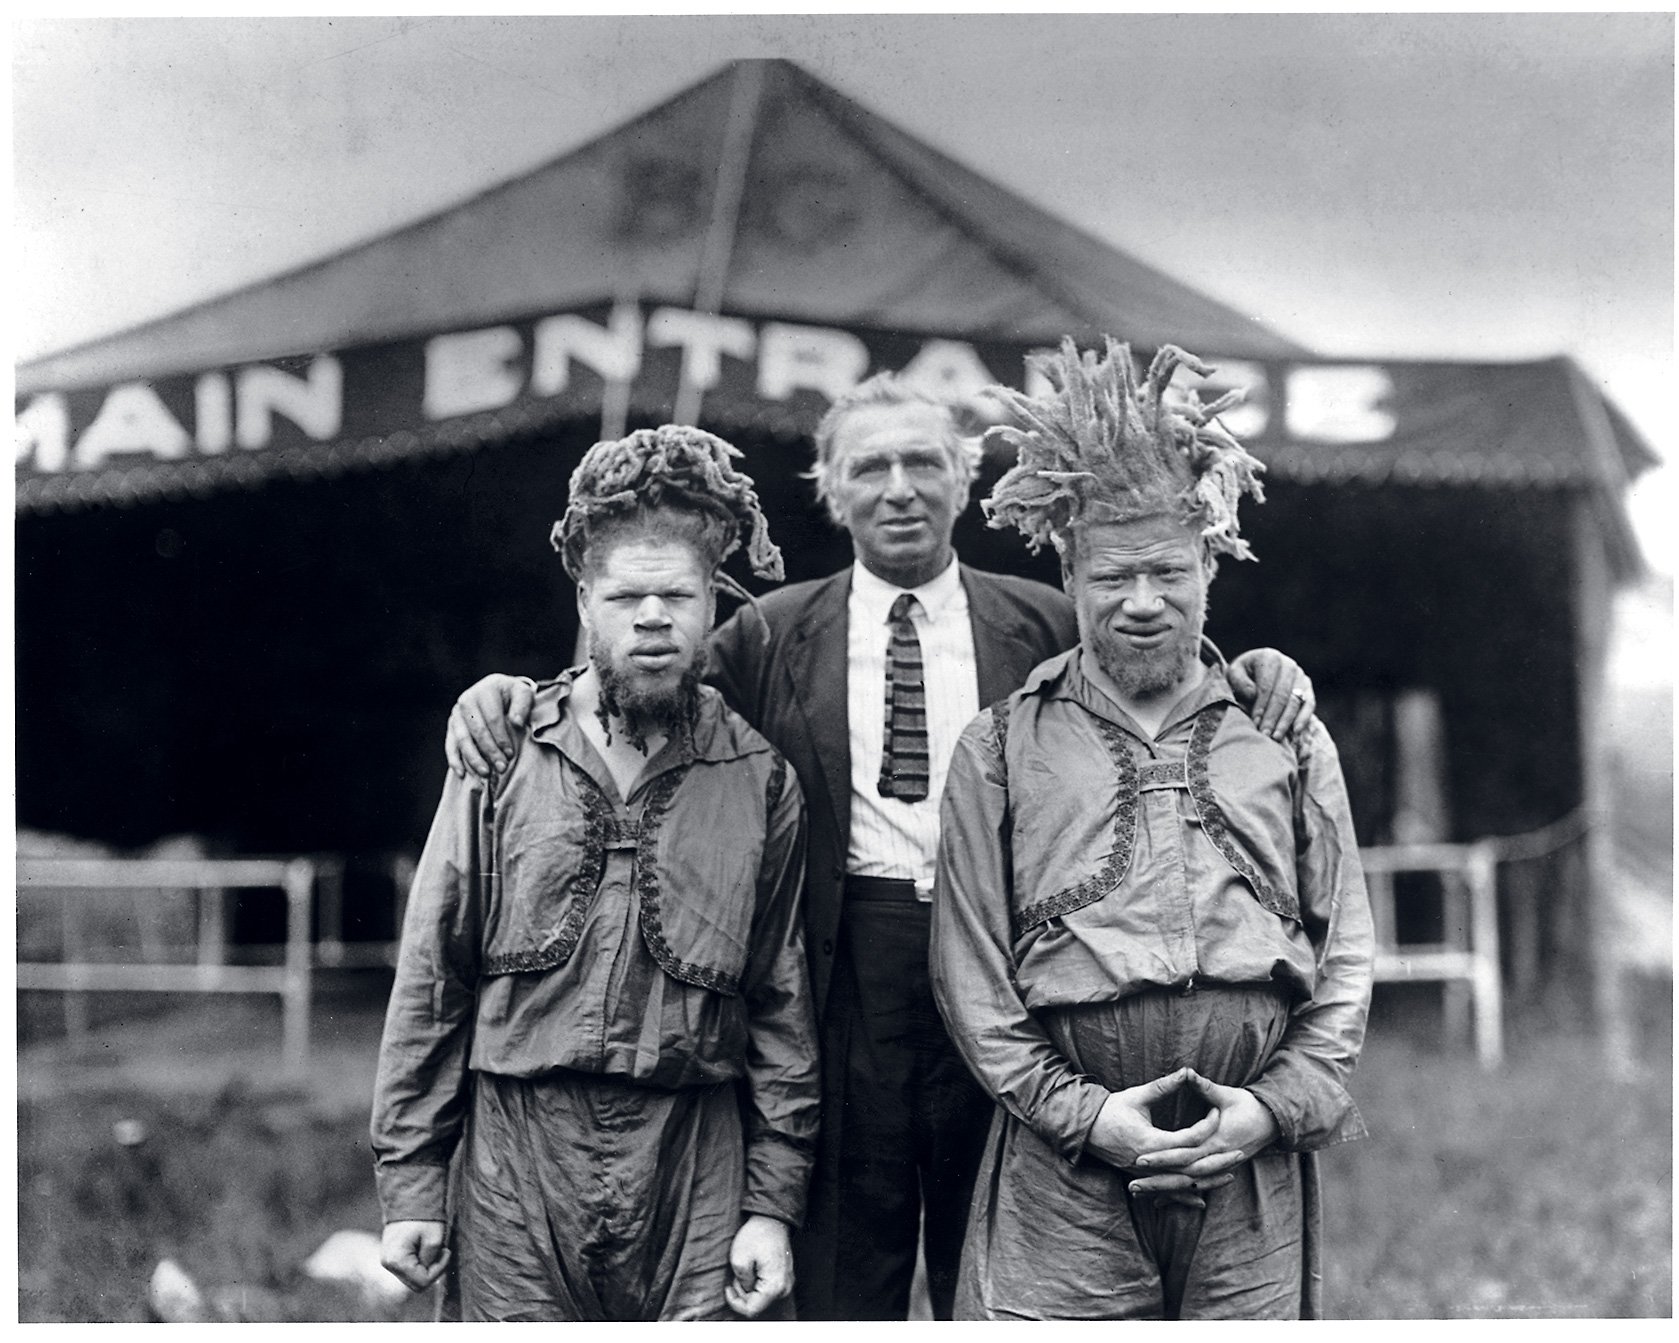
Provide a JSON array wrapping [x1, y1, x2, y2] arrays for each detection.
[[12, 12, 1675, 567]]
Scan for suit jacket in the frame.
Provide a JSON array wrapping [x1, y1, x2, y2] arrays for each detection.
[[708, 563, 1078, 1018]]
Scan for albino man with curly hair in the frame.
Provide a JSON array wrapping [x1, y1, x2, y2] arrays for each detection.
[[931, 339, 1376, 1319], [371, 425, 818, 1321]]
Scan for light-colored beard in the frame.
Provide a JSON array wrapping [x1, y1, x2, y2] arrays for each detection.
[[589, 635, 707, 752], [1090, 624, 1199, 700]]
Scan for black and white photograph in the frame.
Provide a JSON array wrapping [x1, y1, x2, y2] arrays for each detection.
[[12, 11, 1673, 1323]]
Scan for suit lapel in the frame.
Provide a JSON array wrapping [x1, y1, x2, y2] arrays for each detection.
[[785, 569, 854, 849], [963, 565, 1039, 705]]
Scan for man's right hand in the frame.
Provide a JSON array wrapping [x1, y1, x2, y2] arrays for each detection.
[[1084, 1066, 1223, 1170], [445, 674, 535, 778], [380, 1219, 450, 1292]]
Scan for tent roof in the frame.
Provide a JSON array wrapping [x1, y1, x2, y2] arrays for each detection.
[[13, 59, 1654, 583], [18, 59, 1306, 395]]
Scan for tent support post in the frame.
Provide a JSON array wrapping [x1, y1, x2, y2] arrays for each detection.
[[674, 60, 765, 426]]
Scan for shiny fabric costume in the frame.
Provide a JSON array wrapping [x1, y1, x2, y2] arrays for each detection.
[[371, 674, 819, 1321], [931, 649, 1373, 1320]]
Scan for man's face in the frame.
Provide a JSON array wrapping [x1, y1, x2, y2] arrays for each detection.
[[578, 535, 715, 739], [1070, 515, 1211, 701], [825, 403, 968, 588]]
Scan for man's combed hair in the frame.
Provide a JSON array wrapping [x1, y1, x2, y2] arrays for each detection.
[[981, 337, 1265, 563], [552, 424, 784, 583]]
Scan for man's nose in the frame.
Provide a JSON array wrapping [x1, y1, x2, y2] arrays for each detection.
[[882, 461, 916, 500], [1121, 580, 1165, 613], [634, 596, 671, 626]]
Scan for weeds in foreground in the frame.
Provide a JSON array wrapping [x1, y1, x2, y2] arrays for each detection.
[[18, 997, 1672, 1320], [1322, 1024, 1671, 1317]]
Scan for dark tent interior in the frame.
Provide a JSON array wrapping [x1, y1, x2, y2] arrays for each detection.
[[16, 427, 1584, 874]]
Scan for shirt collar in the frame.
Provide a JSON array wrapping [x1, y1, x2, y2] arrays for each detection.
[[850, 555, 965, 624], [528, 666, 764, 764], [1023, 638, 1238, 735]]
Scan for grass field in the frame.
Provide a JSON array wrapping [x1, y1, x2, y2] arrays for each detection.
[[1322, 1011, 1671, 1317], [17, 974, 1672, 1321]]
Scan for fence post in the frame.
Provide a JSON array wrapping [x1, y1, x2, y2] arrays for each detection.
[[1468, 841, 1504, 1068], [59, 897, 89, 1049], [281, 859, 314, 1073]]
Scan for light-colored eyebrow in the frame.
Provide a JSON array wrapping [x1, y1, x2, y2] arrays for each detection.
[[598, 578, 701, 596], [846, 447, 946, 469], [1087, 553, 1192, 574]]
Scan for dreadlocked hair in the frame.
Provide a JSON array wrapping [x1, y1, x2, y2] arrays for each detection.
[[981, 336, 1265, 565], [551, 424, 785, 584]]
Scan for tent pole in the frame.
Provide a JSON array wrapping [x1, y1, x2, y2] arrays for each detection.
[[599, 293, 639, 442], [673, 60, 764, 427]]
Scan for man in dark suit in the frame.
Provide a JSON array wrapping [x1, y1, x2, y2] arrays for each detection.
[[444, 376, 1314, 1320]]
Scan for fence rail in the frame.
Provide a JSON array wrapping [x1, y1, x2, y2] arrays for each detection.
[[16, 856, 323, 1071], [16, 830, 1573, 1076], [1361, 839, 1503, 1068]]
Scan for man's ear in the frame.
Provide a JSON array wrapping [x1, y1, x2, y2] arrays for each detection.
[[575, 581, 590, 629]]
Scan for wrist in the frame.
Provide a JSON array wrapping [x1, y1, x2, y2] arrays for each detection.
[[740, 1211, 791, 1230]]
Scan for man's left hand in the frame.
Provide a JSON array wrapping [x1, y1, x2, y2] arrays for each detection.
[[1227, 649, 1316, 741], [724, 1214, 794, 1318], [1125, 1072, 1281, 1200]]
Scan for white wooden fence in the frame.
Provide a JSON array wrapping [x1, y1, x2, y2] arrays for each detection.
[[17, 856, 325, 1072], [16, 837, 1588, 1075], [1362, 840, 1503, 1068]]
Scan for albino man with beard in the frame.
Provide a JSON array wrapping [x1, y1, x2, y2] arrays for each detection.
[[931, 340, 1374, 1320], [370, 426, 818, 1321]]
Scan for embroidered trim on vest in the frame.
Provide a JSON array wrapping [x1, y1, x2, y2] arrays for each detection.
[[1186, 703, 1300, 923], [1137, 760, 1188, 791], [635, 765, 744, 997], [1014, 719, 1139, 934], [482, 778, 614, 976]]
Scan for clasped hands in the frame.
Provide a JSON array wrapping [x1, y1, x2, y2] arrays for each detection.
[[1084, 1066, 1280, 1209]]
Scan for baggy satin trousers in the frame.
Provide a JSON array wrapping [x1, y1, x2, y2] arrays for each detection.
[[955, 984, 1317, 1321], [443, 1069, 744, 1321]]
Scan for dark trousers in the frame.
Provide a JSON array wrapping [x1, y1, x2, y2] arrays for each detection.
[[795, 891, 994, 1320]]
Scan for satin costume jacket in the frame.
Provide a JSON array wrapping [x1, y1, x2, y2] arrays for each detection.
[[371, 676, 820, 1228], [931, 649, 1375, 1161]]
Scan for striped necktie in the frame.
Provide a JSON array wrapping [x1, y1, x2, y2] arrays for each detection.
[[878, 593, 930, 802]]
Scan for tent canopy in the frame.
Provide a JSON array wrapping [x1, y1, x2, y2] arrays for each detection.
[[14, 59, 1656, 577], [19, 58, 1303, 391]]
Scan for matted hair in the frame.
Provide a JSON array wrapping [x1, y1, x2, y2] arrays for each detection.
[[806, 372, 983, 524], [982, 337, 1265, 567], [551, 424, 784, 584]]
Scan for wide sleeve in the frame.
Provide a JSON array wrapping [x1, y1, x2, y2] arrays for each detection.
[[930, 711, 1110, 1163], [369, 769, 489, 1222], [1247, 719, 1376, 1151], [737, 756, 820, 1226]]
